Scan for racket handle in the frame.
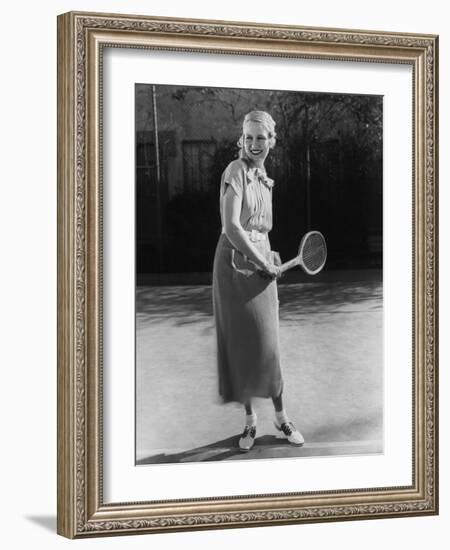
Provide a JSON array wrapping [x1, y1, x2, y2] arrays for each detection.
[[280, 256, 300, 273]]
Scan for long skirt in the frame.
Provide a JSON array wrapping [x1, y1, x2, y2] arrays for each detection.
[[212, 234, 283, 404]]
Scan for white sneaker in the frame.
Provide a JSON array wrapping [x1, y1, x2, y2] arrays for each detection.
[[239, 425, 256, 452], [274, 421, 304, 446]]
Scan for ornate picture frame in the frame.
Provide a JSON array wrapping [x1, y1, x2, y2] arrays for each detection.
[[57, 11, 438, 538]]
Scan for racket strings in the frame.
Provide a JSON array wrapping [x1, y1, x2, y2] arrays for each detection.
[[302, 234, 326, 272]]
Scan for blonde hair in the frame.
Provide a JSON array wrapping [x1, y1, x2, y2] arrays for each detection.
[[237, 111, 277, 158]]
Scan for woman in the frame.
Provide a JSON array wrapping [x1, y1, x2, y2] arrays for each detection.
[[212, 110, 304, 452]]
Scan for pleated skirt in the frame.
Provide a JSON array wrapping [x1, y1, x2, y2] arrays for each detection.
[[212, 234, 283, 404]]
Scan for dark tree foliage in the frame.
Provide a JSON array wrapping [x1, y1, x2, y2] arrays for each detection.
[[164, 190, 219, 273], [136, 85, 382, 274]]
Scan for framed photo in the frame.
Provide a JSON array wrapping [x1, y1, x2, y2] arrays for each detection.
[[57, 11, 439, 538]]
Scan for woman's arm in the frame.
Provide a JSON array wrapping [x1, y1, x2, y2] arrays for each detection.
[[222, 186, 279, 277]]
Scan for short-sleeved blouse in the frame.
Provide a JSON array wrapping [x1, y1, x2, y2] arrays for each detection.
[[219, 159, 275, 234]]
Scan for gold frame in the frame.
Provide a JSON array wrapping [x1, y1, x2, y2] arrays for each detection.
[[57, 11, 439, 538]]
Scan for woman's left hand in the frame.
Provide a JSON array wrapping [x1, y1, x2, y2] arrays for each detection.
[[259, 262, 282, 280]]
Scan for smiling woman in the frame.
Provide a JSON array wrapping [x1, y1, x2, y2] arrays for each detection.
[[242, 120, 273, 166], [212, 110, 304, 452]]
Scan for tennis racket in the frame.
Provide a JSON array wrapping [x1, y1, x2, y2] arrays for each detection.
[[280, 231, 327, 275]]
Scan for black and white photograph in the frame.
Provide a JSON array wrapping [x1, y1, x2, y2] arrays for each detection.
[[135, 83, 383, 465], [52, 6, 439, 541]]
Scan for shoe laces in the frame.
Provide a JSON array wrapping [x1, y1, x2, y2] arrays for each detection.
[[280, 422, 294, 436], [242, 425, 256, 438]]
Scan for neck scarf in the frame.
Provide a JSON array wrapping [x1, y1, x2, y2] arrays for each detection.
[[247, 167, 275, 189]]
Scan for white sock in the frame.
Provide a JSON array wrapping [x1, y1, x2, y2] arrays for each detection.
[[245, 413, 257, 427], [275, 410, 290, 426]]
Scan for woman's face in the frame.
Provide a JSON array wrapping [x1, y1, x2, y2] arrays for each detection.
[[242, 121, 271, 165]]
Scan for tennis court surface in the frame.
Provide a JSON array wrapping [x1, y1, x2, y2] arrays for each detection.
[[136, 271, 383, 464]]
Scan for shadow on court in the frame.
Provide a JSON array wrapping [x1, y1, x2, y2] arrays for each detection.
[[136, 272, 382, 326], [137, 434, 312, 464], [138, 435, 382, 465], [137, 435, 246, 464], [138, 413, 383, 464]]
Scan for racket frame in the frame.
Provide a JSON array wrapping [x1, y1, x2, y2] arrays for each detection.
[[279, 230, 327, 275]]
